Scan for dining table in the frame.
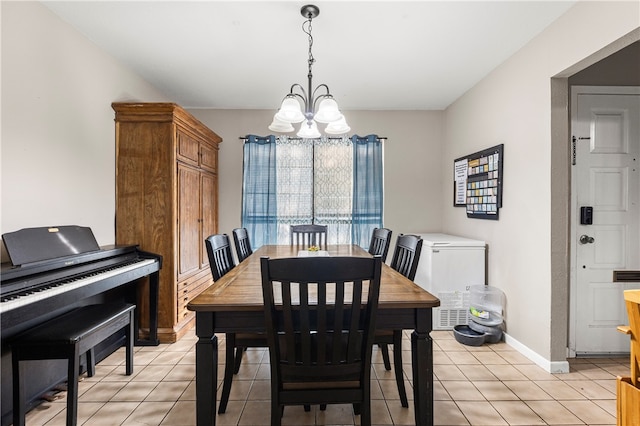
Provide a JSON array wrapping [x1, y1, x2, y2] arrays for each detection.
[[187, 244, 440, 426]]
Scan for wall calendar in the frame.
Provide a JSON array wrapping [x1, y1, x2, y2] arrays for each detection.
[[453, 144, 504, 220]]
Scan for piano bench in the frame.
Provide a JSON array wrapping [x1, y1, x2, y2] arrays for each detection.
[[11, 302, 135, 426]]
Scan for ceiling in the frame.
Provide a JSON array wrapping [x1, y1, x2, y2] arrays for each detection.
[[43, 1, 577, 111]]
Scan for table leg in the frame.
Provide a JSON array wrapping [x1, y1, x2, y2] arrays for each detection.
[[411, 309, 434, 426], [195, 312, 217, 426]]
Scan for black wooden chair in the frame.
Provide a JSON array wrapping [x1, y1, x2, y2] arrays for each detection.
[[205, 234, 235, 281], [375, 233, 423, 408], [232, 227, 253, 263], [390, 234, 423, 281], [205, 234, 266, 414], [260, 255, 382, 426], [368, 227, 392, 262], [290, 224, 328, 248]]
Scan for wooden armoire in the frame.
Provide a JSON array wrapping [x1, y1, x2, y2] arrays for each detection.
[[113, 102, 222, 342]]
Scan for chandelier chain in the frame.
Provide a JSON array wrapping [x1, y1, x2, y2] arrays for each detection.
[[303, 17, 315, 77]]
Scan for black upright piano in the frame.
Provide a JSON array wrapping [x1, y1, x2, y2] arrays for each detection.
[[0, 226, 162, 425]]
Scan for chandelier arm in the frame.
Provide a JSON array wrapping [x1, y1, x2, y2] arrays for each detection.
[[288, 83, 308, 98]]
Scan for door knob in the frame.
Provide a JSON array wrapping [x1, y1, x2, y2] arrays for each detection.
[[579, 235, 595, 244]]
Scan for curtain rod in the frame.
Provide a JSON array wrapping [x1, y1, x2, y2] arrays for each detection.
[[238, 136, 387, 141]]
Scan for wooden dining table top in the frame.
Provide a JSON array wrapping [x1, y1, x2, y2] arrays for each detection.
[[188, 244, 440, 312]]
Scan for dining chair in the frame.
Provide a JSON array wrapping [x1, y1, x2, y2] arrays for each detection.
[[260, 255, 383, 426], [290, 224, 328, 248], [232, 227, 253, 263], [205, 234, 235, 281], [205, 233, 265, 414], [375, 233, 423, 408], [368, 227, 393, 262]]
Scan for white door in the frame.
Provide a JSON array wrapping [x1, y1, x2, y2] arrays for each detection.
[[570, 86, 640, 355]]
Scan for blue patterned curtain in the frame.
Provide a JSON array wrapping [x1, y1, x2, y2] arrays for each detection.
[[241, 135, 277, 248], [242, 134, 383, 248], [351, 135, 384, 248]]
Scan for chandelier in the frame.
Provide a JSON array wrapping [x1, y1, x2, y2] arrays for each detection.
[[268, 4, 350, 138]]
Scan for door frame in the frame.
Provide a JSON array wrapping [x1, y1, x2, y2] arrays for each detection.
[[568, 85, 640, 357]]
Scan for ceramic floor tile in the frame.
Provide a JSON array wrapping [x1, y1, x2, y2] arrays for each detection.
[[473, 381, 519, 401], [456, 401, 508, 425], [489, 401, 545, 425], [502, 381, 552, 401], [110, 381, 158, 401], [533, 380, 587, 400], [447, 351, 482, 365], [86, 401, 140, 425], [163, 364, 196, 381], [79, 382, 127, 402], [559, 400, 616, 425], [524, 400, 583, 425], [160, 401, 196, 425], [472, 351, 508, 365], [314, 404, 357, 425], [17, 327, 631, 425], [45, 402, 105, 425], [386, 401, 414, 425], [487, 364, 529, 381], [433, 400, 470, 425], [24, 401, 66, 426], [144, 380, 190, 402], [434, 380, 453, 401], [514, 364, 559, 381], [433, 364, 467, 380], [441, 381, 486, 401], [458, 364, 498, 381], [564, 379, 616, 399], [121, 401, 173, 425], [238, 400, 275, 425]]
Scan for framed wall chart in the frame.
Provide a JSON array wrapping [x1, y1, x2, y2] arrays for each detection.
[[453, 144, 504, 220]]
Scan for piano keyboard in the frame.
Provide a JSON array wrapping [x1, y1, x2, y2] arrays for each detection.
[[0, 258, 156, 313]]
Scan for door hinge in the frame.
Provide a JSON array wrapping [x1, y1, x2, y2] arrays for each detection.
[[571, 135, 591, 166]]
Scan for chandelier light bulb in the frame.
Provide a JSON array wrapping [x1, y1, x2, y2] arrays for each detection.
[[296, 120, 321, 139], [324, 117, 351, 135], [314, 98, 343, 123], [268, 115, 295, 133], [274, 97, 305, 123]]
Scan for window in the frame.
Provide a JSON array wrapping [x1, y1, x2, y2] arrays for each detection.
[[241, 135, 384, 248]]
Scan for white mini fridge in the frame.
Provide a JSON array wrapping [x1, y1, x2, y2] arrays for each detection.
[[413, 233, 486, 330]]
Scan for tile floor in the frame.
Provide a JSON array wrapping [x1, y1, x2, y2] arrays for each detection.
[[23, 329, 627, 425]]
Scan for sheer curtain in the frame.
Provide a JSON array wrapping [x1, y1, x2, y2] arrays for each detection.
[[241, 134, 383, 248]]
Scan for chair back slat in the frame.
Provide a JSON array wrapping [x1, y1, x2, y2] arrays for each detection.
[[205, 234, 235, 281], [290, 224, 328, 248], [368, 228, 392, 262], [232, 228, 253, 263], [390, 234, 423, 281]]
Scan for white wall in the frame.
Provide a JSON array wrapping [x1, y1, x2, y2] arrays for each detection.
[[0, 2, 169, 249], [442, 1, 639, 365], [188, 109, 445, 248]]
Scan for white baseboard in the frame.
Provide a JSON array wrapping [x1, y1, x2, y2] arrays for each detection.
[[503, 332, 570, 373]]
